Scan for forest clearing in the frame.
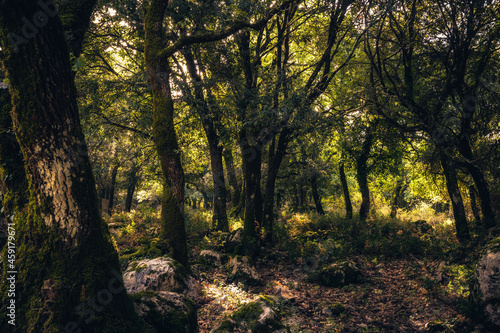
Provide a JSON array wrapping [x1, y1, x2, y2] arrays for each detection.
[[0, 0, 499, 332]]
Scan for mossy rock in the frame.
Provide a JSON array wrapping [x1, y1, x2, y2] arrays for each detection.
[[199, 250, 223, 267], [131, 291, 197, 333], [123, 257, 201, 300], [307, 261, 365, 287], [211, 295, 289, 333], [225, 228, 244, 254], [226, 255, 262, 286]]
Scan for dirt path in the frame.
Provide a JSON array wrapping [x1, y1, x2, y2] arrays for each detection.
[[196, 254, 474, 332]]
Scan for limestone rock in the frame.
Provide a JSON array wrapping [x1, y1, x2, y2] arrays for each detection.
[[123, 257, 201, 300], [199, 250, 223, 267], [225, 228, 244, 254], [226, 256, 262, 286], [211, 295, 288, 333], [131, 291, 197, 333], [476, 238, 500, 327]]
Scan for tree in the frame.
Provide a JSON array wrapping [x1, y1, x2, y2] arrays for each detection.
[[0, 0, 146, 331], [364, 0, 500, 241]]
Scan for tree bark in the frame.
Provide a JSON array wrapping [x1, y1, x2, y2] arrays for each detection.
[[390, 178, 403, 219], [262, 130, 289, 242], [339, 159, 353, 219], [224, 148, 241, 207], [107, 163, 119, 215], [457, 137, 496, 228], [469, 184, 481, 223], [357, 132, 373, 224], [440, 152, 470, 243], [0, 1, 146, 331], [144, 1, 188, 267], [311, 175, 325, 215], [182, 48, 228, 231], [125, 163, 139, 212]]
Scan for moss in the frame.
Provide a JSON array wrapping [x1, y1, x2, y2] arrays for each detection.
[[132, 291, 197, 333]]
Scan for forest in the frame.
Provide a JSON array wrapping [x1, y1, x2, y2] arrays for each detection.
[[0, 0, 499, 332]]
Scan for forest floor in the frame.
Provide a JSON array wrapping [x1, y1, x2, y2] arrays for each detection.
[[195, 251, 480, 332]]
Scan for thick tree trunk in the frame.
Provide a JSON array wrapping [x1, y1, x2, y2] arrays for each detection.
[[241, 144, 263, 243], [145, 1, 188, 267], [357, 132, 373, 224], [440, 152, 470, 243], [125, 163, 139, 212], [311, 175, 325, 215], [0, 1, 145, 331], [339, 160, 353, 219]]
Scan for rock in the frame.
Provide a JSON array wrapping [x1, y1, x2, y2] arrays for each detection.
[[225, 228, 244, 254], [131, 291, 197, 333], [476, 238, 500, 327], [199, 250, 223, 267], [307, 261, 364, 287], [123, 257, 201, 300], [107, 222, 123, 229], [211, 295, 288, 333], [226, 256, 262, 286]]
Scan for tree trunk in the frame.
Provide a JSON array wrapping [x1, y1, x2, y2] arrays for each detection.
[[469, 184, 481, 223], [357, 132, 373, 224], [440, 152, 470, 243], [0, 1, 145, 331], [339, 160, 353, 219], [182, 49, 228, 231], [108, 163, 119, 215], [241, 143, 262, 252], [145, 1, 188, 268], [390, 178, 403, 218], [459, 138, 496, 227], [311, 175, 325, 215], [125, 163, 139, 212], [262, 129, 289, 243], [224, 148, 241, 207]]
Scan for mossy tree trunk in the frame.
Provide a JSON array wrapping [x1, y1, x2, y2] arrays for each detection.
[[0, 1, 146, 332], [144, 0, 188, 268]]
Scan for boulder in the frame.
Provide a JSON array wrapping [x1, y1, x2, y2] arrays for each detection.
[[476, 238, 500, 327], [211, 295, 288, 333], [225, 228, 244, 254], [123, 257, 201, 300], [131, 291, 197, 333], [307, 261, 364, 287], [199, 250, 223, 267], [226, 256, 262, 286]]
